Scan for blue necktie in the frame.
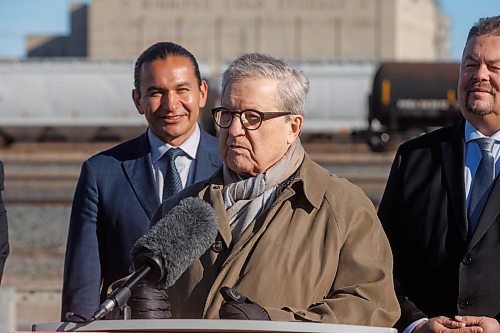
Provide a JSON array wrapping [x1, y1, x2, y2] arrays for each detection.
[[468, 138, 495, 236], [162, 148, 184, 202]]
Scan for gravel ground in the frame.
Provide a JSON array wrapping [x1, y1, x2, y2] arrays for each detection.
[[3, 204, 70, 288]]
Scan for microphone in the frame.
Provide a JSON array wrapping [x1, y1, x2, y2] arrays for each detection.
[[90, 197, 219, 321]]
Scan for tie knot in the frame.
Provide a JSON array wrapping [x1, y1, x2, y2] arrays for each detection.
[[476, 138, 495, 154], [164, 148, 184, 161]]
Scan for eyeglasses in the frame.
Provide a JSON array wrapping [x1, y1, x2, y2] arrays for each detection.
[[211, 107, 291, 130]]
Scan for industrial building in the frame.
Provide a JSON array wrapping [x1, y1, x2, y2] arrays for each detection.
[[27, 0, 450, 64]]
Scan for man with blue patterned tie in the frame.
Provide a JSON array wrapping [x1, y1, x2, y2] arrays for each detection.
[[61, 42, 222, 320], [379, 16, 500, 333]]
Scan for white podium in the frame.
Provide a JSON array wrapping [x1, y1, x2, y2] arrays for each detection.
[[31, 319, 397, 333]]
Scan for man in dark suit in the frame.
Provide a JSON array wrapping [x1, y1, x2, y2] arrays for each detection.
[[0, 160, 9, 284], [61, 42, 222, 320], [379, 16, 500, 333]]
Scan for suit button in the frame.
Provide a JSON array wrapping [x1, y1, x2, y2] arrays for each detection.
[[462, 256, 472, 265], [458, 300, 472, 309], [212, 241, 224, 253]]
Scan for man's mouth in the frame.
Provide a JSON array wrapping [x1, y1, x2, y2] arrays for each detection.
[[229, 142, 249, 151], [160, 114, 183, 122], [468, 82, 497, 95], [469, 88, 491, 94]]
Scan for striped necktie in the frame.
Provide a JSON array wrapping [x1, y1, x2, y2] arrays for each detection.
[[468, 138, 495, 236]]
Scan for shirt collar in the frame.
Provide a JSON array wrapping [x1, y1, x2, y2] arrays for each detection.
[[464, 120, 500, 143], [148, 123, 201, 163]]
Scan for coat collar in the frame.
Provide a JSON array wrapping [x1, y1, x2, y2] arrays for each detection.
[[194, 130, 222, 183], [462, 120, 500, 247], [439, 121, 500, 245], [204, 152, 329, 249], [122, 133, 159, 219], [440, 121, 468, 241], [467, 175, 500, 250], [206, 172, 233, 249], [123, 130, 221, 219], [292, 153, 330, 210]]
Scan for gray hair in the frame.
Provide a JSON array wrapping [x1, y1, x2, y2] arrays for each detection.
[[221, 53, 309, 116], [466, 15, 500, 42]]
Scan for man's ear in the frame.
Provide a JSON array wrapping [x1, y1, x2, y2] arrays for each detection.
[[199, 79, 208, 109], [287, 115, 303, 144], [132, 89, 144, 114]]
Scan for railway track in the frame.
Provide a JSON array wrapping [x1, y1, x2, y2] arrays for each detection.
[[0, 141, 395, 205], [0, 142, 107, 205]]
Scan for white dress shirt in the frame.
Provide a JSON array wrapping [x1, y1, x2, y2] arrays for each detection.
[[464, 121, 500, 206], [148, 124, 201, 201]]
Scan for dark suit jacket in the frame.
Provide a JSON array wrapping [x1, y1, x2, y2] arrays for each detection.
[[0, 161, 9, 285], [61, 130, 222, 319], [379, 122, 500, 332]]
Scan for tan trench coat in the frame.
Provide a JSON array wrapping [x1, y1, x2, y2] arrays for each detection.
[[154, 153, 400, 326]]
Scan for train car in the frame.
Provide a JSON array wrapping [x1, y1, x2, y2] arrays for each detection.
[[0, 59, 378, 145], [0, 59, 218, 144], [298, 61, 377, 135], [0, 59, 466, 149], [0, 59, 141, 143], [367, 62, 463, 150]]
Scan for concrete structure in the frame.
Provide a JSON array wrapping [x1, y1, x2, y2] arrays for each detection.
[[27, 3, 87, 57], [27, 0, 450, 63], [0, 287, 16, 333]]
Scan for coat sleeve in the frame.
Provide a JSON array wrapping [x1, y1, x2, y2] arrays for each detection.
[[264, 190, 400, 327], [378, 149, 427, 331], [0, 161, 9, 284], [61, 160, 101, 320]]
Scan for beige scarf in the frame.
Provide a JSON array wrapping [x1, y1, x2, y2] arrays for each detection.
[[222, 139, 305, 242]]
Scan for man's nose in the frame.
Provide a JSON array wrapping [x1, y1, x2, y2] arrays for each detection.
[[474, 63, 490, 81], [228, 114, 245, 136], [161, 92, 179, 111]]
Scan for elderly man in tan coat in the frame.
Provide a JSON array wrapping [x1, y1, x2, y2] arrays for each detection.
[[151, 53, 399, 326]]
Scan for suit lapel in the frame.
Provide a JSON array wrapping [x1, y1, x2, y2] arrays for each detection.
[[440, 123, 468, 241], [194, 130, 221, 182], [122, 134, 160, 220], [467, 173, 500, 250]]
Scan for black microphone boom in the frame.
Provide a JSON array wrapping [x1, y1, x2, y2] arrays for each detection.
[[90, 260, 160, 321], [90, 197, 219, 321]]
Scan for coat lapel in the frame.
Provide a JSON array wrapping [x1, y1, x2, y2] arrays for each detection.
[[207, 179, 232, 248], [440, 123, 467, 241], [194, 130, 221, 182], [122, 134, 160, 220], [467, 174, 500, 250]]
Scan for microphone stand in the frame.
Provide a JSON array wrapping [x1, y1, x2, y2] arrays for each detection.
[[91, 266, 152, 321]]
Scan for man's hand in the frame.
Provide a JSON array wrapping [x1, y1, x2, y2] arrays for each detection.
[[413, 316, 479, 333], [455, 316, 500, 333], [219, 287, 270, 320]]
